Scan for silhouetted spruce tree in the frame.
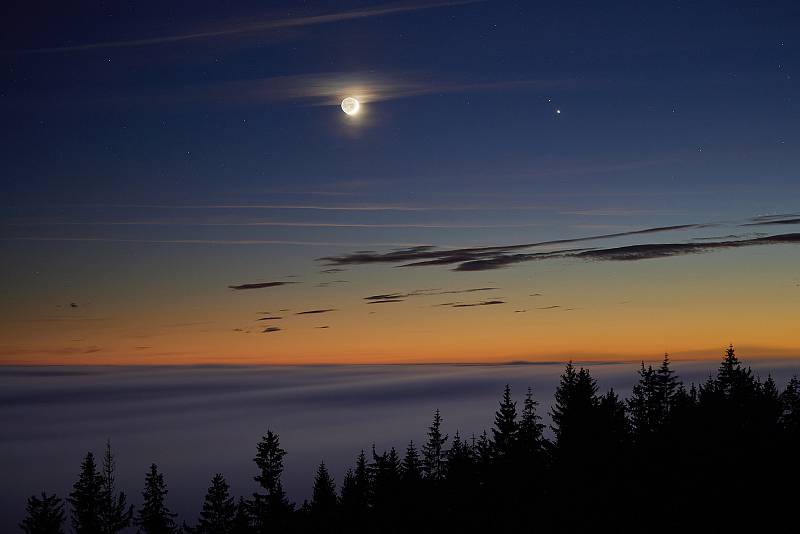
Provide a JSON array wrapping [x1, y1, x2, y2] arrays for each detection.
[[444, 431, 477, 528], [471, 430, 493, 527], [339, 450, 370, 528], [230, 498, 251, 534], [781, 376, 800, 437], [515, 387, 546, 525], [369, 446, 400, 514], [251, 430, 293, 533], [473, 430, 492, 474], [670, 382, 698, 425], [196, 473, 235, 534], [597, 388, 629, 449], [400, 441, 422, 484], [68, 452, 103, 534], [310, 462, 337, 522], [491, 385, 517, 460], [655, 354, 679, 422], [397, 441, 424, 531], [759, 375, 784, 434], [627, 362, 658, 439], [517, 387, 545, 458], [20, 492, 66, 534], [551, 363, 598, 451], [99, 440, 133, 534], [445, 431, 474, 480], [778, 375, 800, 516], [135, 464, 176, 534], [714, 344, 757, 403], [422, 409, 448, 482], [549, 363, 599, 530]]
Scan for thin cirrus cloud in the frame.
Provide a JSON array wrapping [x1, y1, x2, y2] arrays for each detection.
[[11, 219, 546, 229], [1, 237, 422, 248], [186, 71, 581, 108], [10, 0, 483, 54]]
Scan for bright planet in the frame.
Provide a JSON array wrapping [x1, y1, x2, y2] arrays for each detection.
[[341, 97, 360, 116]]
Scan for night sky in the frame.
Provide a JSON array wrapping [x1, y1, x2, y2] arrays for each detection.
[[2, 0, 799, 364]]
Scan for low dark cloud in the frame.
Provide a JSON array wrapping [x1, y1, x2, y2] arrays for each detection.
[[453, 250, 585, 271], [228, 281, 297, 290], [746, 213, 800, 223], [257, 316, 283, 321], [318, 224, 711, 270], [743, 218, 800, 227], [295, 309, 337, 315], [315, 326, 330, 329], [262, 327, 282, 333], [443, 300, 505, 308], [336, 232, 800, 272], [456, 236, 765, 271], [537, 306, 560, 310], [367, 299, 405, 304], [320, 268, 346, 274], [574, 233, 800, 262], [364, 287, 498, 303]]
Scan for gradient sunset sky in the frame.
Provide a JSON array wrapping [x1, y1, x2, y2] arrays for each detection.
[[2, 0, 799, 364]]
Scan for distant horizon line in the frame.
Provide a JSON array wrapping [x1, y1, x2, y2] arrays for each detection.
[[3, 355, 800, 369]]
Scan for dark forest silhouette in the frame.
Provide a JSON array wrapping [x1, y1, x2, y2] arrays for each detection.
[[20, 346, 800, 533]]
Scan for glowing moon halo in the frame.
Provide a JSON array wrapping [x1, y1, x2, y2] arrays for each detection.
[[341, 97, 360, 116]]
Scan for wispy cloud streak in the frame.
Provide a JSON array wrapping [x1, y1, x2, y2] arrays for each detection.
[[11, 1, 483, 54], [295, 309, 337, 315], [319, 224, 710, 267], [319, 224, 800, 272]]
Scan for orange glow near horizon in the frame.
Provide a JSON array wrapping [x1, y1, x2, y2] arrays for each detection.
[[3, 245, 799, 366]]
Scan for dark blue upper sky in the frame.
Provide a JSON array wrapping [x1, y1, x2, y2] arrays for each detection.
[[2, 0, 798, 210]]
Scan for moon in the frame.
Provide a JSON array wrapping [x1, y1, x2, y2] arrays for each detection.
[[341, 97, 360, 116]]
